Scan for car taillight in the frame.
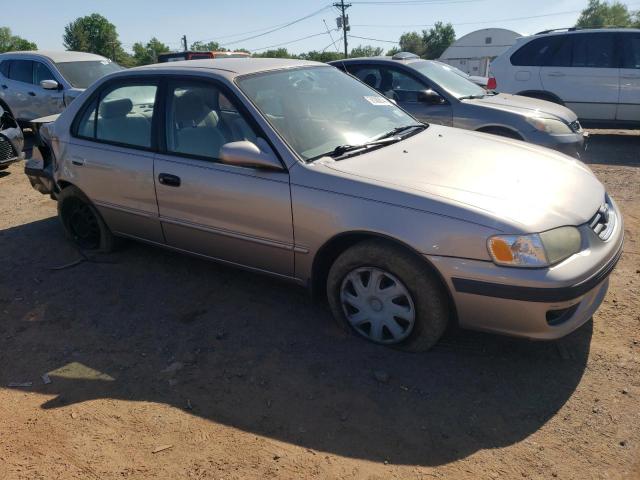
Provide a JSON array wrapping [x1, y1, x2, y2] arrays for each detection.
[[487, 77, 497, 90]]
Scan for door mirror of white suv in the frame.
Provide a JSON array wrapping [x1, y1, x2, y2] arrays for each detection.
[[219, 140, 282, 171], [40, 80, 60, 90]]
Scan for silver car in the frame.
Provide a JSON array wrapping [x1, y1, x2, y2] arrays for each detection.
[[25, 59, 623, 351], [0, 51, 123, 124], [331, 54, 587, 157]]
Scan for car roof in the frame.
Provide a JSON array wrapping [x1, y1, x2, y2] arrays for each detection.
[[329, 56, 430, 67], [131, 58, 325, 77], [530, 27, 640, 38], [0, 50, 110, 63]]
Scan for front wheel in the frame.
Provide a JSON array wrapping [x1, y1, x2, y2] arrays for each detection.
[[327, 239, 450, 351]]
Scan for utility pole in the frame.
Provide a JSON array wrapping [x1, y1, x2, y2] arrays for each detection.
[[334, 0, 351, 58], [182, 35, 188, 52]]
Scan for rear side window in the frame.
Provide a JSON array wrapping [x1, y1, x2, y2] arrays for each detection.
[[572, 33, 615, 68], [510, 37, 559, 66], [75, 82, 158, 149], [8, 60, 33, 83], [0, 60, 10, 78], [621, 33, 640, 69]]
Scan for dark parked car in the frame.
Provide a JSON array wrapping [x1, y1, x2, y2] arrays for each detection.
[[0, 103, 23, 170]]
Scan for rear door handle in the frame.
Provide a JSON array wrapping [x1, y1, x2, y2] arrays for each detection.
[[71, 156, 85, 166], [158, 173, 181, 187], [547, 71, 565, 77], [28, 91, 36, 96], [1, 85, 7, 89]]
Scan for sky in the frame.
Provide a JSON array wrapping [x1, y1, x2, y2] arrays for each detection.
[[7, 0, 640, 55]]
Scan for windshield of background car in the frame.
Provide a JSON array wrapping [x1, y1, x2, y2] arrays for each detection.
[[55, 60, 125, 89], [410, 61, 485, 99], [237, 66, 420, 160]]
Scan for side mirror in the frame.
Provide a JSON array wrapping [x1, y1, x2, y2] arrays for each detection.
[[40, 80, 60, 90], [219, 140, 282, 171], [418, 89, 445, 105]]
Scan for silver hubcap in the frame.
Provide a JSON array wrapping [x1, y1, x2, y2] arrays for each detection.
[[340, 267, 416, 344]]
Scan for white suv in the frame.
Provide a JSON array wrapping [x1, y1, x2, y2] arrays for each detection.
[[489, 28, 640, 127]]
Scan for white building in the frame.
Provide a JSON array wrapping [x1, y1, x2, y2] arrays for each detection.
[[439, 28, 521, 77]]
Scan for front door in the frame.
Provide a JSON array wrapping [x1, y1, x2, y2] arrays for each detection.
[[32, 61, 65, 118], [154, 79, 294, 277], [69, 80, 163, 242]]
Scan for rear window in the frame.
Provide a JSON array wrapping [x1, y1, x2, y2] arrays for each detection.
[[55, 60, 124, 89], [0, 60, 10, 77], [571, 33, 615, 68]]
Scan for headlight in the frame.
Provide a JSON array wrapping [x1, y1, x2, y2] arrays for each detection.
[[526, 117, 572, 135], [488, 226, 582, 267]]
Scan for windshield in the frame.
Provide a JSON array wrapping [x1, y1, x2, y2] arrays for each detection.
[[56, 60, 125, 89], [410, 61, 485, 99], [237, 66, 420, 160]]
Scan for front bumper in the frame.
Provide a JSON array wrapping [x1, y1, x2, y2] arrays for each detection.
[[428, 198, 623, 340], [0, 130, 24, 167], [531, 130, 587, 159]]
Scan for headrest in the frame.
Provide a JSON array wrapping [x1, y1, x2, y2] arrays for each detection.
[[100, 98, 133, 119], [363, 73, 378, 88]]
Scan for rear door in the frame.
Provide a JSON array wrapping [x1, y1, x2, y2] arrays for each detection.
[[617, 31, 640, 123], [154, 78, 294, 276], [69, 79, 163, 242], [540, 32, 619, 121]]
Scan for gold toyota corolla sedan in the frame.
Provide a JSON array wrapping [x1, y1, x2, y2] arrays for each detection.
[[25, 58, 623, 351]]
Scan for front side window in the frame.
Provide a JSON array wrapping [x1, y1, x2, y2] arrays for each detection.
[[9, 60, 33, 84], [622, 33, 640, 69], [34, 62, 56, 85], [76, 83, 157, 148], [0, 60, 10, 78], [237, 66, 419, 160], [165, 81, 258, 160], [56, 60, 124, 89]]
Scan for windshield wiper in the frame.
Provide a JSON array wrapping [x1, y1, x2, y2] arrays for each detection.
[[459, 94, 485, 100], [307, 124, 426, 162]]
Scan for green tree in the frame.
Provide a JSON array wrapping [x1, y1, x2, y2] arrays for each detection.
[[576, 0, 633, 27], [422, 21, 455, 59], [299, 50, 343, 62], [386, 46, 401, 56], [63, 14, 128, 63], [350, 45, 384, 57], [132, 37, 170, 66], [398, 31, 426, 57], [252, 48, 297, 58], [190, 40, 225, 52], [0, 27, 37, 53]]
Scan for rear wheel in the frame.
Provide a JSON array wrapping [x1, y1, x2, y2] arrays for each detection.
[[57, 185, 115, 252], [327, 239, 449, 352]]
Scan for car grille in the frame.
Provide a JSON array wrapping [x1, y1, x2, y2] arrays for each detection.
[[0, 135, 16, 162], [569, 120, 582, 133], [588, 201, 616, 241]]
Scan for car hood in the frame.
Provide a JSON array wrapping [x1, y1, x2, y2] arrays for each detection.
[[463, 93, 577, 123], [323, 125, 603, 233]]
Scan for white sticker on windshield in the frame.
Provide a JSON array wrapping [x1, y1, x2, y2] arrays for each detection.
[[364, 95, 392, 106]]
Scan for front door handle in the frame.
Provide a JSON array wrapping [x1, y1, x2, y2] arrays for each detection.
[[1, 84, 7, 89], [70, 156, 85, 166], [158, 173, 181, 187], [28, 91, 36, 96], [547, 71, 565, 77]]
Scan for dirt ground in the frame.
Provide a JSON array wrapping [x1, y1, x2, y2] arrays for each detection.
[[0, 130, 639, 480]]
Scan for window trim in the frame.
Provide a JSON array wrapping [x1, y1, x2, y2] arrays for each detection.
[[71, 76, 162, 153]]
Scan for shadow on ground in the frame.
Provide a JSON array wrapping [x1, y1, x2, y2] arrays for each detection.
[[582, 130, 640, 166], [0, 216, 592, 466]]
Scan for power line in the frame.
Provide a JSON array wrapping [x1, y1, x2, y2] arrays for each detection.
[[351, 0, 483, 4], [217, 5, 334, 46], [349, 34, 399, 44], [248, 30, 339, 52]]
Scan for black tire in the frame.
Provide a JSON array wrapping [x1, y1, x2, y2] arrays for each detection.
[[327, 239, 449, 352], [57, 185, 116, 253]]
